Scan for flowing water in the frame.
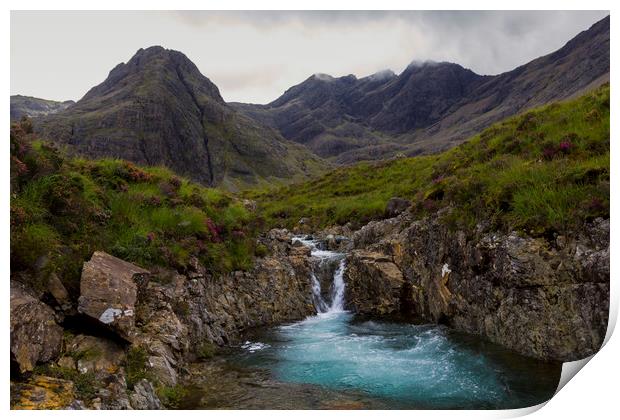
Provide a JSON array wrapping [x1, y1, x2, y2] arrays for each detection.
[[231, 236, 561, 409]]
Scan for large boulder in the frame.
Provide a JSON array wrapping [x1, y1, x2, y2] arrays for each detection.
[[78, 251, 149, 340], [10, 281, 63, 372], [344, 251, 406, 316], [351, 211, 412, 249]]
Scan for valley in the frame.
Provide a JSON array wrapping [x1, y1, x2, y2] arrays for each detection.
[[9, 13, 610, 411]]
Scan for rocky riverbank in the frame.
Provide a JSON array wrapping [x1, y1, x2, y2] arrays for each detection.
[[340, 205, 609, 362], [10, 203, 610, 409], [10, 229, 315, 409]]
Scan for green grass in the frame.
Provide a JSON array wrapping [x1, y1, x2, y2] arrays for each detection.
[[248, 84, 610, 236], [10, 122, 263, 294]]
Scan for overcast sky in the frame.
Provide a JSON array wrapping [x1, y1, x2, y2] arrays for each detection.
[[11, 10, 609, 104]]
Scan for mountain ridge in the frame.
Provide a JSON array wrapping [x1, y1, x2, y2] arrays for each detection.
[[33, 46, 329, 191], [10, 95, 75, 120], [233, 15, 609, 163]]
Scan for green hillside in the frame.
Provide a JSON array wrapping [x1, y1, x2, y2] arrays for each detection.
[[248, 84, 610, 236], [11, 119, 261, 296]]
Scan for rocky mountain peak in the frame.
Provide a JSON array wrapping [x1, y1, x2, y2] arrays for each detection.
[[399, 60, 478, 80], [81, 46, 224, 105], [33, 47, 327, 188], [363, 69, 396, 82], [311, 73, 335, 82]]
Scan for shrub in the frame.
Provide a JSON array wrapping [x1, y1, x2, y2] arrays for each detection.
[[559, 140, 573, 154], [254, 242, 269, 258], [125, 347, 151, 390], [11, 223, 59, 269], [156, 385, 189, 409], [196, 342, 218, 360]]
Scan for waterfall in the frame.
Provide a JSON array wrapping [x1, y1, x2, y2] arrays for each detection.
[[310, 272, 329, 313], [329, 259, 346, 312], [293, 236, 347, 314]]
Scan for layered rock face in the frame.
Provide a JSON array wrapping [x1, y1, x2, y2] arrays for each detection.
[[344, 212, 609, 361], [132, 236, 314, 385], [10, 229, 315, 408], [345, 251, 405, 316]]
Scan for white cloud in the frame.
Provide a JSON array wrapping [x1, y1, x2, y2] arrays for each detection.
[[10, 10, 609, 104]]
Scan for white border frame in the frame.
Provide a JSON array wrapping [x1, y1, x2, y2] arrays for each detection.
[[4, 2, 617, 419]]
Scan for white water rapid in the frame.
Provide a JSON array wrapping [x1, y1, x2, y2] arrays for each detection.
[[292, 235, 346, 313]]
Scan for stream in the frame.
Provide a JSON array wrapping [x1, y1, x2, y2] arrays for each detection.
[[209, 236, 561, 409]]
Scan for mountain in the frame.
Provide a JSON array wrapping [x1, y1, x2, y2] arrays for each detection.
[[411, 14, 610, 154], [233, 71, 406, 160], [10, 95, 75, 120], [33, 46, 328, 190], [234, 15, 609, 163]]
